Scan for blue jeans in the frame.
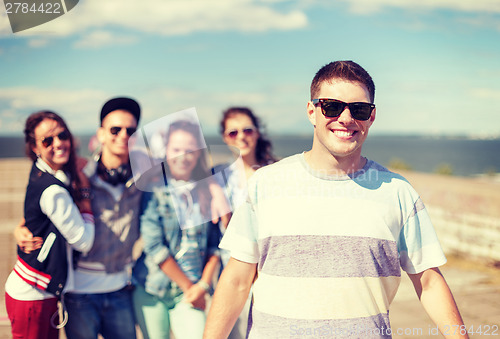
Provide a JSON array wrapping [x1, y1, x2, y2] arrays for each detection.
[[133, 284, 206, 339], [64, 287, 137, 339]]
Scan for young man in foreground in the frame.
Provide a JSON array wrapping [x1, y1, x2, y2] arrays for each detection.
[[203, 61, 468, 339]]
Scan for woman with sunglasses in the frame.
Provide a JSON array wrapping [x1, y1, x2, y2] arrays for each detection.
[[220, 107, 276, 180], [215, 107, 277, 339], [132, 120, 220, 339], [217, 106, 277, 238], [5, 111, 95, 339]]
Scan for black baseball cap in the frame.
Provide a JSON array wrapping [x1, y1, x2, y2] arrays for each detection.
[[100, 97, 141, 124]]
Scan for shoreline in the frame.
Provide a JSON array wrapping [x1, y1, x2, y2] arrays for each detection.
[[2, 133, 500, 178]]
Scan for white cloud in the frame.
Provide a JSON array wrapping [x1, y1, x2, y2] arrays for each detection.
[[117, 84, 305, 135], [28, 39, 50, 48], [0, 108, 18, 119], [339, 0, 500, 15], [138, 87, 269, 133], [74, 30, 137, 49], [469, 88, 500, 100], [0, 85, 298, 135], [14, 0, 307, 45], [458, 15, 500, 31], [0, 87, 108, 133], [0, 87, 104, 109]]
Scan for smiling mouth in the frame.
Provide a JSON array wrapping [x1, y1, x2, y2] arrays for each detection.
[[332, 130, 356, 138], [53, 149, 68, 157]]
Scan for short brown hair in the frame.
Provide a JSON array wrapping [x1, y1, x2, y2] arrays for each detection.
[[310, 61, 375, 103]]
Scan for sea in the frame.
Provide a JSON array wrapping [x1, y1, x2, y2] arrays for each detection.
[[1, 134, 499, 177]]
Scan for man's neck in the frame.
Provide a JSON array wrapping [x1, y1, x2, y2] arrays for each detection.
[[304, 149, 365, 176], [100, 150, 128, 169]]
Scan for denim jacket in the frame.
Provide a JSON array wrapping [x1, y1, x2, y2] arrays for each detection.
[[132, 183, 220, 299]]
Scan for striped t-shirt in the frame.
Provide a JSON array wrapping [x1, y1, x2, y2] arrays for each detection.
[[220, 153, 446, 338]]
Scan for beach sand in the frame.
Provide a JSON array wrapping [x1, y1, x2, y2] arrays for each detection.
[[0, 158, 499, 338]]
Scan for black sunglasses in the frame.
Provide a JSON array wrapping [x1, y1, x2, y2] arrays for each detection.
[[312, 99, 375, 121], [40, 130, 70, 148], [225, 127, 256, 139], [109, 126, 137, 136]]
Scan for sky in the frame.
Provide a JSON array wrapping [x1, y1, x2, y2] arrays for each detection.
[[1, 0, 500, 138]]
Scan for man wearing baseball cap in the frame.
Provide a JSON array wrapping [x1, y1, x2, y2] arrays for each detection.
[[63, 96, 142, 339]]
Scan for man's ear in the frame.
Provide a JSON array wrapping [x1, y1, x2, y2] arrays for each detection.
[[307, 101, 317, 127], [367, 107, 376, 127], [97, 126, 106, 144]]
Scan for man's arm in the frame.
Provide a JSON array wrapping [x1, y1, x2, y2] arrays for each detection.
[[204, 257, 257, 339], [408, 267, 469, 339]]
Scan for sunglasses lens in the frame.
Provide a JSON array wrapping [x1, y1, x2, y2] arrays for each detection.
[[126, 128, 137, 136], [42, 137, 53, 148], [227, 130, 238, 139], [242, 128, 255, 136], [110, 127, 121, 135], [58, 130, 70, 141], [322, 101, 344, 118], [110, 127, 136, 136], [350, 104, 373, 121]]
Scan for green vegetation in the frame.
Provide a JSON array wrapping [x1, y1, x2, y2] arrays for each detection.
[[388, 158, 413, 171], [485, 167, 497, 177], [434, 163, 454, 176]]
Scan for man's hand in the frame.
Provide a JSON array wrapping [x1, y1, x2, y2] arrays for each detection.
[[14, 219, 42, 253]]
